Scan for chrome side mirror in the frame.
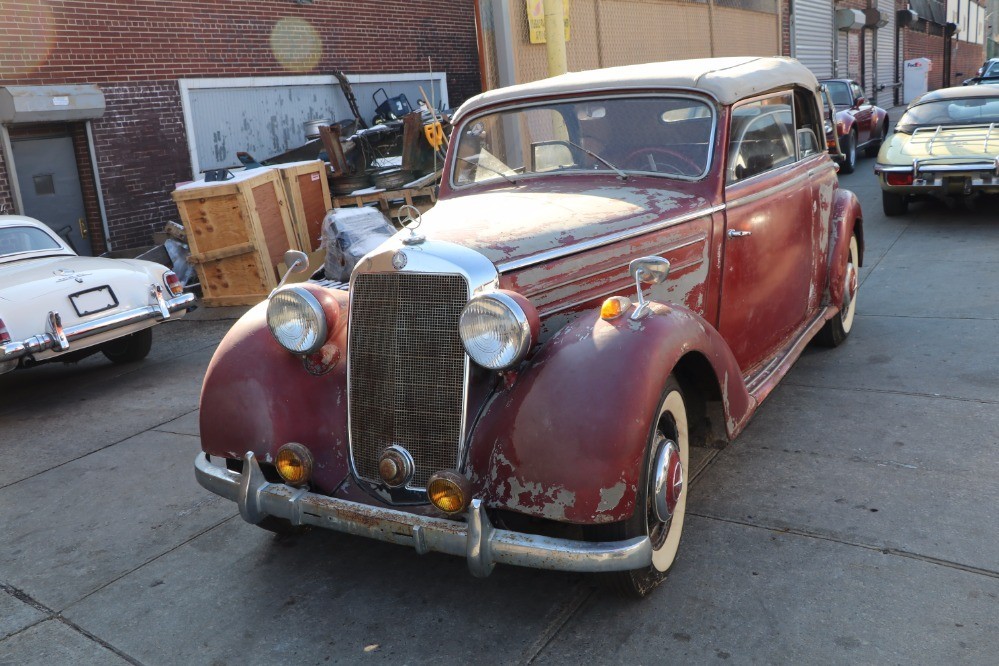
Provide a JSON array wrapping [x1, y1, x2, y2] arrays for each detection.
[[628, 256, 670, 320], [274, 249, 310, 291]]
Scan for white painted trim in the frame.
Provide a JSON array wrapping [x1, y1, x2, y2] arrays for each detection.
[[0, 124, 24, 215], [177, 72, 449, 175]]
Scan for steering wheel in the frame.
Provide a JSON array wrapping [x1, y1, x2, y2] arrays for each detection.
[[621, 147, 701, 177]]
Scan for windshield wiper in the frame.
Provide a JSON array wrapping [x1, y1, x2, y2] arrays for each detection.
[[454, 156, 518, 186], [561, 139, 629, 180]]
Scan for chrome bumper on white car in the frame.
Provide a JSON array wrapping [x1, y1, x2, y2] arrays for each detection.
[[194, 451, 653, 578], [0, 285, 195, 366]]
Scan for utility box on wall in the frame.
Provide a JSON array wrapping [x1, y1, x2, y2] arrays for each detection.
[[904, 57, 932, 103]]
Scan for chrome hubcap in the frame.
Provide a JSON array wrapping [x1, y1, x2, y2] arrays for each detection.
[[652, 439, 684, 523]]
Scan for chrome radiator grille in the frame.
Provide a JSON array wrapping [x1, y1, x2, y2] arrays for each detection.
[[348, 273, 468, 488]]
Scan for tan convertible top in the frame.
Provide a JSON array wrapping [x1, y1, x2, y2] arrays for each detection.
[[453, 57, 819, 122]]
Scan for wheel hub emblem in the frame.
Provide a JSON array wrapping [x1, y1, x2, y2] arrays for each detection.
[[652, 439, 683, 523]]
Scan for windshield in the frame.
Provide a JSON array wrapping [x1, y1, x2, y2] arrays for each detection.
[[451, 96, 714, 187], [0, 225, 63, 258], [984, 61, 999, 77], [825, 81, 852, 106], [898, 97, 999, 132]]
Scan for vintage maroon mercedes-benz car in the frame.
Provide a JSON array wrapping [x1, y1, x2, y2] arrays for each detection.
[[195, 57, 864, 597]]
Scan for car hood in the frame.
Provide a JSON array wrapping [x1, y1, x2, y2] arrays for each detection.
[[882, 126, 999, 163], [0, 255, 161, 304], [420, 179, 710, 270]]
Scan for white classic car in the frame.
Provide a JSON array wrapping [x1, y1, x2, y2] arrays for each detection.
[[0, 215, 196, 375]]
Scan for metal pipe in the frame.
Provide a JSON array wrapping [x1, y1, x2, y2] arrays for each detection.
[[85, 120, 112, 252], [543, 0, 567, 77]]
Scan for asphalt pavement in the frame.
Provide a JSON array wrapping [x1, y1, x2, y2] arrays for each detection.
[[1, 152, 997, 665]]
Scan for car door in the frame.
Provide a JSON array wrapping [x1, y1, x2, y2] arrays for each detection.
[[718, 92, 814, 372], [850, 82, 873, 144]]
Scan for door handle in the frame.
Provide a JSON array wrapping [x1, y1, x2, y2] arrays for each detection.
[[78, 218, 88, 238], [727, 230, 752, 238]]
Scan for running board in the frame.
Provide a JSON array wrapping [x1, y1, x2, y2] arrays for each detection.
[[743, 307, 837, 405]]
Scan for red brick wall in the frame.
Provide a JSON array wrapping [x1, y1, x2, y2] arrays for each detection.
[[903, 24, 986, 91], [0, 150, 11, 215], [0, 0, 481, 249]]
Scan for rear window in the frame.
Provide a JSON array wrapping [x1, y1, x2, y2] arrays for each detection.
[[898, 97, 999, 132], [0, 226, 63, 257]]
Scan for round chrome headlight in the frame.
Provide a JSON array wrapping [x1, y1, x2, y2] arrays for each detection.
[[459, 292, 533, 370], [266, 286, 327, 355]]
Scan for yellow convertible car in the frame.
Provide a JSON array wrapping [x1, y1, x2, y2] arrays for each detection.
[[874, 86, 999, 216]]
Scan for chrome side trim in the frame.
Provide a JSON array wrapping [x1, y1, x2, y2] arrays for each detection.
[[0, 290, 196, 363], [196, 452, 654, 577], [496, 205, 724, 274], [539, 256, 703, 317]]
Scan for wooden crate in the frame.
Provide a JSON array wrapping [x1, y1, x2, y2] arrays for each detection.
[[172, 168, 299, 307], [275, 160, 332, 252]]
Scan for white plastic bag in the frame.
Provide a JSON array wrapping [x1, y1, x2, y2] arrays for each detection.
[[322, 207, 396, 282]]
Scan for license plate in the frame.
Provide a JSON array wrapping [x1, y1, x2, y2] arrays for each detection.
[[70, 286, 119, 317]]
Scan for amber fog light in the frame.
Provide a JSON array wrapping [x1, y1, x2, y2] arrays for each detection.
[[427, 471, 472, 514], [275, 443, 313, 487]]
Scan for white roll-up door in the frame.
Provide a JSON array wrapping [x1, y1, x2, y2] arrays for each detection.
[[876, 0, 897, 100], [793, 0, 834, 79]]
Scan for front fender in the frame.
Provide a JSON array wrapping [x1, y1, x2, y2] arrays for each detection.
[[466, 303, 754, 525], [199, 291, 351, 495], [827, 188, 864, 307], [836, 110, 856, 136]]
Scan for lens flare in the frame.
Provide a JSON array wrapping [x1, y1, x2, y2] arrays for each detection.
[[3, 3, 58, 77], [269, 17, 322, 73]]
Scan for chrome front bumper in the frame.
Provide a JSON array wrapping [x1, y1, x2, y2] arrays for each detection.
[[0, 286, 196, 364], [195, 452, 653, 578]]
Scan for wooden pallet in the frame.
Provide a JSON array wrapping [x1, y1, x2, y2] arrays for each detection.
[[331, 185, 437, 223], [172, 168, 299, 307], [275, 160, 332, 252]]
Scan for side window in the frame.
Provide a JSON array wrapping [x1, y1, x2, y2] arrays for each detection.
[[793, 89, 824, 160], [727, 93, 795, 183], [850, 83, 864, 103]]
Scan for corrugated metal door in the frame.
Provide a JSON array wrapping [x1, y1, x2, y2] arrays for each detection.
[[877, 0, 897, 97], [793, 0, 834, 78]]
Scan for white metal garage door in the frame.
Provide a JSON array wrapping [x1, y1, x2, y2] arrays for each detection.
[[793, 0, 834, 79], [179, 74, 447, 174], [877, 0, 897, 97]]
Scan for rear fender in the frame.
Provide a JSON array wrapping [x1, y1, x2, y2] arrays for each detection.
[[827, 188, 864, 308], [466, 303, 754, 525], [199, 290, 351, 495]]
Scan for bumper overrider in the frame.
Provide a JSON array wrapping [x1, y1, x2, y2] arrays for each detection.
[[0, 285, 196, 365], [195, 451, 654, 577]]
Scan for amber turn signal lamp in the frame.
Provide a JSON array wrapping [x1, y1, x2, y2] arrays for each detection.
[[275, 442, 313, 487], [886, 172, 914, 186], [600, 296, 632, 320], [427, 471, 472, 514]]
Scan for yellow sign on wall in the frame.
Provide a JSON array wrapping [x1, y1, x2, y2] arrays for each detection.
[[526, 0, 570, 44]]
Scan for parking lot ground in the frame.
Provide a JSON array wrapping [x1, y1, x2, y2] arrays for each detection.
[[1, 159, 998, 665]]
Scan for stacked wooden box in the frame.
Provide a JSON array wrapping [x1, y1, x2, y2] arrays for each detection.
[[172, 160, 331, 306]]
